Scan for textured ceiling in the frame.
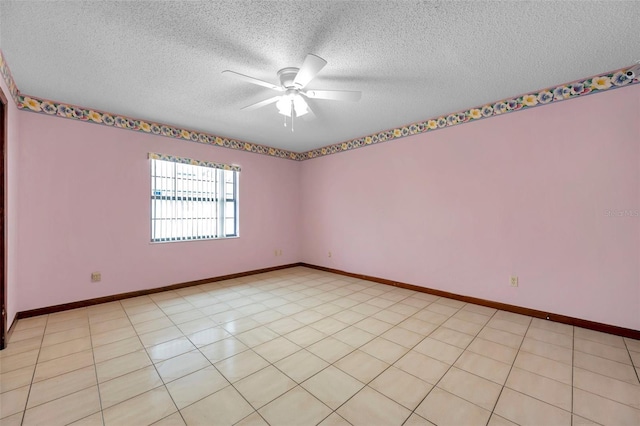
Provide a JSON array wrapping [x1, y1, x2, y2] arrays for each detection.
[[1, 1, 639, 152]]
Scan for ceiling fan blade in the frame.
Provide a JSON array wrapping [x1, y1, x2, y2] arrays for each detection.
[[241, 96, 281, 111], [222, 70, 284, 91], [292, 54, 327, 88], [303, 89, 362, 102]]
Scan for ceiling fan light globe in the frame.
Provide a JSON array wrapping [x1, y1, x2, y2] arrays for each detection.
[[293, 95, 308, 116], [276, 97, 292, 116]]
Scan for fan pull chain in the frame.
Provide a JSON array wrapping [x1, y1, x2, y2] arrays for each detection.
[[290, 100, 294, 132]]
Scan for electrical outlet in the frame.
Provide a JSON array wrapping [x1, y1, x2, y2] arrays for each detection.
[[328, 251, 332, 258], [274, 249, 278, 256], [510, 276, 518, 287], [278, 249, 283, 256], [91, 272, 101, 282]]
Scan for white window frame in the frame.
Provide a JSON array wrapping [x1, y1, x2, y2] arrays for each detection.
[[149, 153, 239, 242]]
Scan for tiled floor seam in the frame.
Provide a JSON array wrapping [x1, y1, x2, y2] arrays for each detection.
[[154, 287, 288, 424], [121, 298, 186, 426], [623, 338, 640, 384], [521, 333, 573, 357], [18, 313, 49, 426], [479, 309, 525, 426], [226, 358, 290, 417], [330, 303, 445, 388], [89, 309, 118, 407], [153, 298, 222, 423], [233, 410, 270, 426], [574, 348, 639, 372], [394, 301, 478, 425], [218, 290, 343, 423], [572, 345, 633, 364], [6, 268, 640, 426], [289, 297, 455, 424], [500, 319, 581, 424], [572, 372, 640, 410]]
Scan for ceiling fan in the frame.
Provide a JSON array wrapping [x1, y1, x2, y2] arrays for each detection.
[[222, 54, 361, 131]]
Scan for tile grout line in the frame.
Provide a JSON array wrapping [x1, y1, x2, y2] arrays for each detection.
[[7, 268, 639, 425], [351, 298, 473, 425], [303, 296, 497, 424], [481, 312, 531, 426], [228, 280, 430, 424], [286, 296, 428, 424], [159, 283, 278, 425], [18, 313, 49, 426], [6, 272, 464, 422], [229, 286, 357, 423], [493, 321, 624, 423], [218, 276, 355, 425], [622, 337, 640, 384], [399, 308, 472, 425], [88, 305, 108, 426], [150, 293, 232, 425], [571, 369, 640, 411], [13, 312, 109, 422], [8, 279, 274, 423], [121, 296, 188, 425], [406, 304, 499, 425], [13, 312, 100, 419]]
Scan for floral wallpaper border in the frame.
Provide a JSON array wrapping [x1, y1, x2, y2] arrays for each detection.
[[1, 48, 638, 162], [16, 93, 303, 160], [148, 152, 241, 172], [299, 68, 639, 160], [0, 50, 20, 104], [0, 49, 302, 160]]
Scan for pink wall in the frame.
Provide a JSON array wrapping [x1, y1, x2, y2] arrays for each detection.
[[1, 75, 20, 327], [7, 74, 640, 332], [301, 85, 640, 330], [17, 112, 300, 312]]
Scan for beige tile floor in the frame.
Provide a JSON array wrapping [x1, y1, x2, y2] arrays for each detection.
[[1, 266, 639, 425]]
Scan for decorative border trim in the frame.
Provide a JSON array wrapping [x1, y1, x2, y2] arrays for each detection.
[[149, 152, 241, 172], [0, 50, 20, 105], [2, 47, 638, 163], [17, 93, 304, 160], [300, 68, 639, 160], [1, 48, 303, 161]]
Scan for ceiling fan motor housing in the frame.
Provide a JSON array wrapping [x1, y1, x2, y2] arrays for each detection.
[[224, 53, 361, 119], [278, 67, 301, 88]]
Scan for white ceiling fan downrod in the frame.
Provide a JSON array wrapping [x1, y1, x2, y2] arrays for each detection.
[[223, 53, 362, 132]]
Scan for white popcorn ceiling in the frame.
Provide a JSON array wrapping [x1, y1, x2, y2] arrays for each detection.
[[1, 1, 639, 152]]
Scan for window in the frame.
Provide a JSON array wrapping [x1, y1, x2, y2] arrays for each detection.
[[150, 153, 239, 242]]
